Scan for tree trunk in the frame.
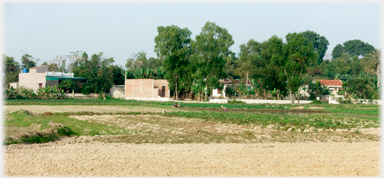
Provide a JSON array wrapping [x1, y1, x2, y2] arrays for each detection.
[[102, 91, 106, 100], [290, 90, 294, 104], [175, 75, 178, 101], [377, 64, 380, 88], [297, 93, 300, 104]]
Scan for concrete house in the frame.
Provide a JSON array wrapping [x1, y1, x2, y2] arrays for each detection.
[[125, 79, 170, 101], [299, 79, 343, 100], [18, 65, 87, 91], [317, 79, 343, 95]]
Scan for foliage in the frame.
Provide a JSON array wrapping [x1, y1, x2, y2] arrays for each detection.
[[301, 30, 329, 63], [227, 98, 246, 104], [191, 21, 234, 100], [72, 52, 115, 99], [332, 39, 375, 59], [2, 25, 379, 102], [274, 32, 318, 103], [4, 86, 65, 100], [342, 78, 377, 99], [307, 81, 330, 99], [166, 111, 379, 131], [59, 79, 77, 92], [3, 54, 21, 88], [331, 44, 344, 59], [154, 25, 192, 100], [310, 100, 322, 104], [20, 54, 37, 70]]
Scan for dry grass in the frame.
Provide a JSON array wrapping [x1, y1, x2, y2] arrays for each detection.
[[68, 114, 380, 144]]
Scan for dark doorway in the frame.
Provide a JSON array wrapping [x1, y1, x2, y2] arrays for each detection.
[[161, 86, 165, 97]]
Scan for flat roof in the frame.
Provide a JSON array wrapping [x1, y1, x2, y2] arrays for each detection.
[[46, 76, 87, 81]]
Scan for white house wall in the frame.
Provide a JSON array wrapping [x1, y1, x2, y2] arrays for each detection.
[[18, 72, 46, 91]]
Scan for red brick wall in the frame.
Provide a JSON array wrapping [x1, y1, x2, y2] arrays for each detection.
[[153, 88, 158, 98], [132, 79, 141, 97], [141, 79, 153, 98]]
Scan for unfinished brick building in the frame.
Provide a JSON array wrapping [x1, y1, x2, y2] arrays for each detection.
[[125, 79, 170, 101]]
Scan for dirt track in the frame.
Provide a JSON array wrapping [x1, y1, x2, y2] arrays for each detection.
[[4, 141, 379, 176]]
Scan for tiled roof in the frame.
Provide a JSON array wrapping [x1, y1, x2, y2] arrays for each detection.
[[317, 79, 343, 86], [29, 65, 46, 69]]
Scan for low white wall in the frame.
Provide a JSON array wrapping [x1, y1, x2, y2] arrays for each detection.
[[209, 99, 312, 104], [65, 93, 99, 99], [125, 97, 170, 101], [10, 82, 18, 89]]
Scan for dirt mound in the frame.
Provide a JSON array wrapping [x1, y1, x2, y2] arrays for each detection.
[[5, 123, 74, 145]]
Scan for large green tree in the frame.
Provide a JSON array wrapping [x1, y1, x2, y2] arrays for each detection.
[[301, 30, 329, 63], [3, 54, 21, 88], [192, 21, 234, 99], [154, 25, 192, 100], [332, 39, 375, 59], [72, 52, 115, 99], [20, 54, 36, 70], [276, 32, 318, 104], [332, 44, 344, 59]]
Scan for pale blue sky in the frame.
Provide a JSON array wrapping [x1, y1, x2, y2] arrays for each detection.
[[3, 2, 381, 67]]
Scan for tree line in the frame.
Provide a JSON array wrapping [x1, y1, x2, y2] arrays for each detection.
[[3, 21, 381, 102]]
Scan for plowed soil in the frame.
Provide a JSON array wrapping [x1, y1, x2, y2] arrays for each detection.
[[5, 142, 379, 176], [4, 105, 381, 176]]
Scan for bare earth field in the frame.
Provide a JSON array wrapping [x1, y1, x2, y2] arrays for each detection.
[[5, 142, 380, 176], [4, 105, 381, 176]]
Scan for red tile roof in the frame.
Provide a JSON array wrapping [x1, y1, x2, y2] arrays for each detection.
[[29, 65, 46, 69], [317, 79, 343, 86]]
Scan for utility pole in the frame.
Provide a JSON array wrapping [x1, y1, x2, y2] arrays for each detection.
[[246, 71, 249, 87]]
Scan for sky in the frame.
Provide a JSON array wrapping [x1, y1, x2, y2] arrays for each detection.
[[1, 1, 382, 68]]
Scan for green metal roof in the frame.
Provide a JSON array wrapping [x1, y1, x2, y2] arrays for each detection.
[[46, 76, 87, 81]]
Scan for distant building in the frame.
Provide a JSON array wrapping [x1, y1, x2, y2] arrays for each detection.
[[317, 79, 343, 95], [18, 65, 87, 91], [299, 79, 343, 100], [212, 79, 252, 98], [125, 79, 170, 101]]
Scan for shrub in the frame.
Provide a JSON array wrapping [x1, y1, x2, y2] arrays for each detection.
[[4, 86, 65, 100], [59, 79, 77, 93], [311, 100, 322, 104], [227, 98, 246, 104]]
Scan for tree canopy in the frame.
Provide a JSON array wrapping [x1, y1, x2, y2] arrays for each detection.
[[154, 25, 192, 100]]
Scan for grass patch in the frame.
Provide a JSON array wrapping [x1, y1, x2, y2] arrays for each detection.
[[5, 99, 380, 118], [163, 111, 380, 131], [4, 107, 380, 145]]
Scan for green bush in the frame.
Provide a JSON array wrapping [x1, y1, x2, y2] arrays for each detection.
[[4, 86, 65, 100], [227, 99, 246, 104], [59, 79, 77, 93], [311, 100, 322, 104]]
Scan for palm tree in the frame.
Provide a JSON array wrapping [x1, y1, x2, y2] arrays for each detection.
[[363, 49, 381, 87]]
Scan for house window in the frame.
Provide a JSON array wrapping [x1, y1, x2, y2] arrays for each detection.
[[217, 89, 222, 94], [38, 83, 42, 89]]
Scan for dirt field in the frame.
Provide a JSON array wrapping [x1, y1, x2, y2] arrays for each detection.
[[4, 142, 379, 176], [3, 105, 381, 176]]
